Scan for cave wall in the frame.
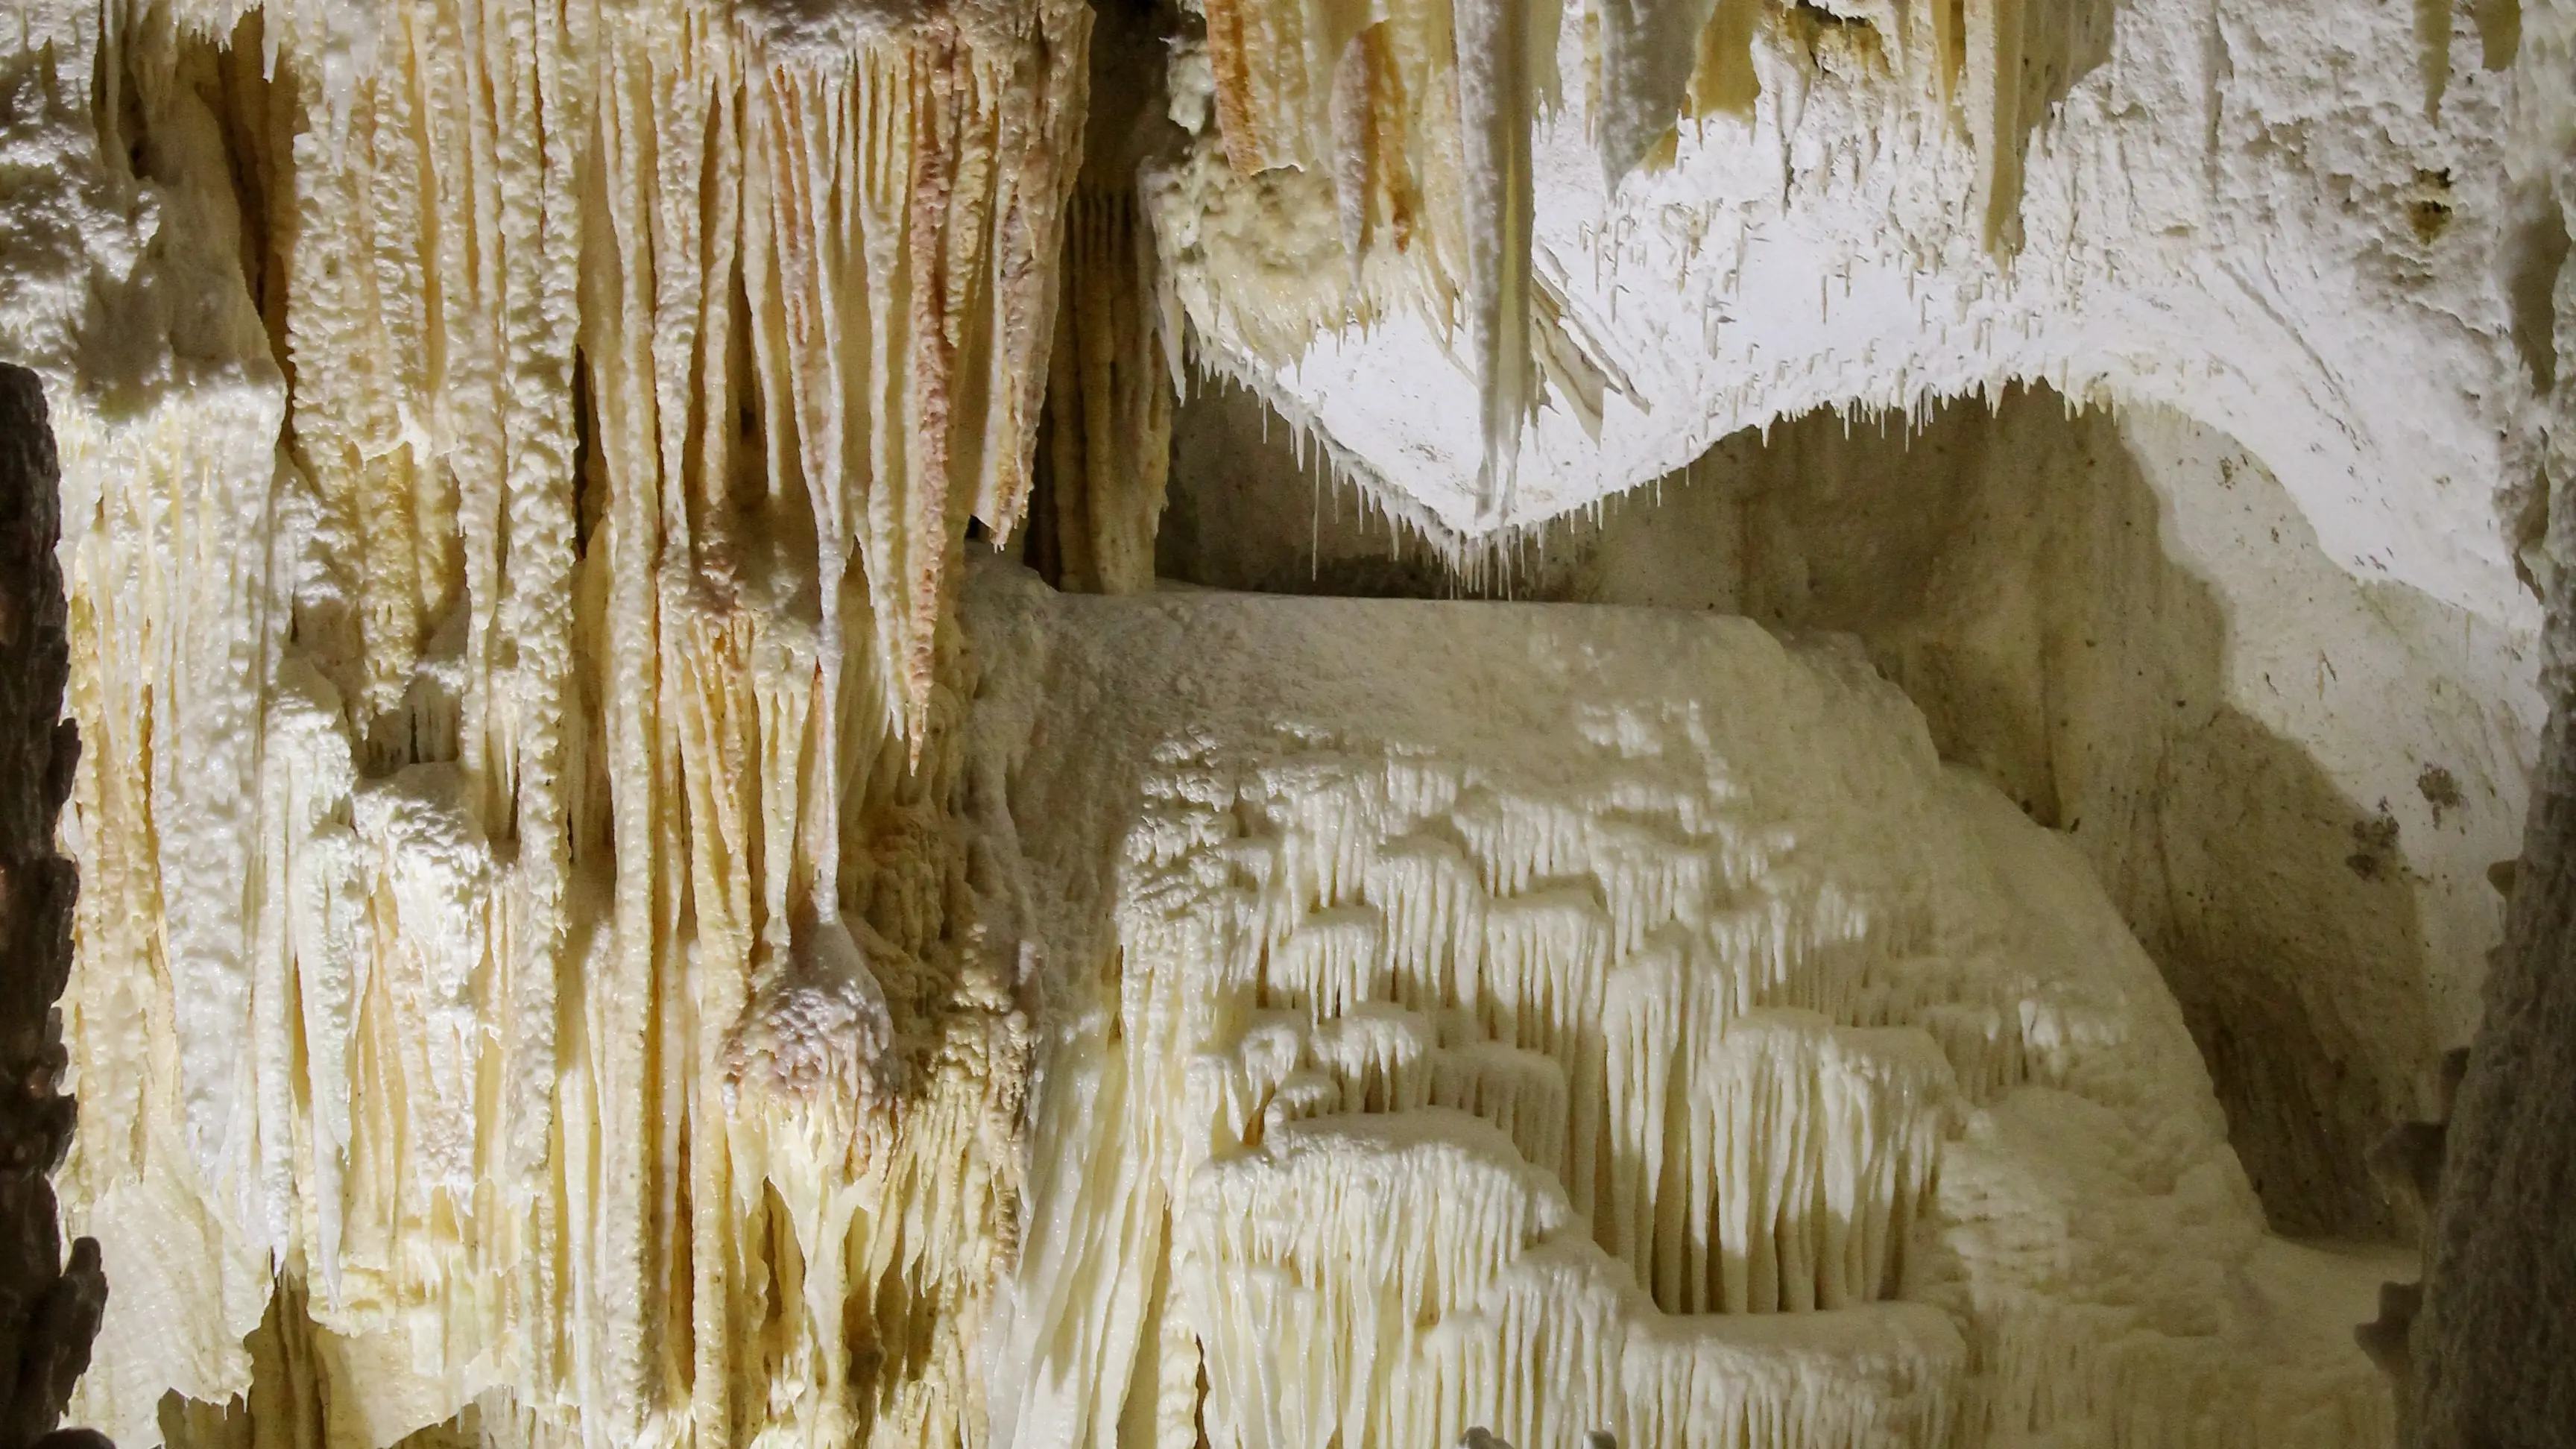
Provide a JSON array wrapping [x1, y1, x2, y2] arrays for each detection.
[[2408, 0, 2576, 1426]]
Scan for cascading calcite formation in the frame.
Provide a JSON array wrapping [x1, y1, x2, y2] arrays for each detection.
[[0, 0, 2411, 1442], [22, 0, 1087, 1442], [970, 576, 2399, 1449]]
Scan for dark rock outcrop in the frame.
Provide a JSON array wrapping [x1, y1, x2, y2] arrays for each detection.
[[0, 369, 105, 1449]]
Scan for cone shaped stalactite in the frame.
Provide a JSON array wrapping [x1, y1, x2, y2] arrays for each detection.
[[741, 14, 1092, 745], [1594, 0, 1717, 186], [1450, 0, 1541, 520]]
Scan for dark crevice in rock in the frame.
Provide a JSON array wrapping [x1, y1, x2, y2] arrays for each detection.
[[2413, 460, 2576, 1442], [0, 368, 108, 1449]]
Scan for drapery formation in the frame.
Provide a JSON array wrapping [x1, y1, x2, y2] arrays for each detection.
[[41, 0, 1087, 1442]]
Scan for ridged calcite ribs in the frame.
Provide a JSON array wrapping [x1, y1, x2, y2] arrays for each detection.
[[1029, 186, 1172, 596], [37, 0, 1087, 1443]]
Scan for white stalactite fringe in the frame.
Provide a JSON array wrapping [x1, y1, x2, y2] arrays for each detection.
[[43, 0, 1087, 1443], [1451, 0, 1540, 521]]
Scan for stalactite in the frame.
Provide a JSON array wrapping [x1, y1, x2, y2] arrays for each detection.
[[1596, 0, 1721, 183], [37, 0, 1087, 1442], [1162, 0, 2118, 521], [1451, 0, 1541, 520]]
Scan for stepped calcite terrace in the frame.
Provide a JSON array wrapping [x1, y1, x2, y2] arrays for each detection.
[[0, 0, 2569, 1441]]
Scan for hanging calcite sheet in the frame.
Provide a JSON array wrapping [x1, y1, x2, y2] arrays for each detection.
[[40, 0, 1087, 1440], [968, 566, 2399, 1449], [1151, 0, 1468, 357]]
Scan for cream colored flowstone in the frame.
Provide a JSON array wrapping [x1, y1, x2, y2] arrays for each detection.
[[967, 566, 2399, 1449]]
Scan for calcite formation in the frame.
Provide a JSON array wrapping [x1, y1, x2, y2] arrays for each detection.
[[10, 0, 1086, 1442], [0, 0, 2563, 1438], [1167, 0, 2121, 520], [970, 569, 2397, 1449], [1157, 0, 2565, 653]]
